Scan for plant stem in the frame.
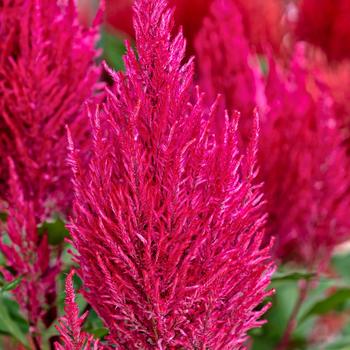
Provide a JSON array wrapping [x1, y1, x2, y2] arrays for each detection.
[[276, 280, 310, 350], [31, 335, 41, 350]]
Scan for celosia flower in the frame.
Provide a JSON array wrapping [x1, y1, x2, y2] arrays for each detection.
[[0, 159, 61, 342], [0, 0, 100, 219], [310, 55, 350, 155], [68, 0, 274, 348], [0, 0, 100, 343], [103, 0, 285, 55], [55, 270, 103, 350], [233, 0, 285, 55], [195, 0, 266, 145], [296, 0, 350, 61], [259, 46, 350, 268], [104, 0, 211, 53]]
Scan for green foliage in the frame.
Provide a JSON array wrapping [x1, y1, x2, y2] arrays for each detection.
[[0, 296, 29, 348], [300, 288, 350, 323], [0, 212, 8, 222], [251, 257, 350, 350], [85, 309, 109, 339], [99, 28, 128, 71], [38, 217, 69, 245], [272, 271, 316, 283], [1, 276, 23, 293]]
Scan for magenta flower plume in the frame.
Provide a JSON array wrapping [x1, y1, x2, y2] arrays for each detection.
[[0, 0, 100, 343], [68, 0, 274, 348], [195, 0, 266, 144], [0, 0, 100, 219], [0, 159, 61, 339], [55, 270, 103, 350], [259, 47, 350, 268]]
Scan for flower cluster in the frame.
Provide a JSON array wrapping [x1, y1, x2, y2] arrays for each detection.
[[194, 0, 350, 269], [195, 0, 266, 144], [0, 0, 100, 219], [67, 0, 274, 348], [103, 0, 286, 55], [1, 160, 61, 337], [3, 0, 350, 349], [0, 0, 100, 345], [259, 49, 350, 267]]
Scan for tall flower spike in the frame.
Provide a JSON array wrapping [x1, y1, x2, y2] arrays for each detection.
[[55, 270, 103, 350], [69, 0, 274, 348], [259, 46, 350, 268], [0, 0, 100, 343], [0, 159, 61, 341], [0, 0, 101, 219], [195, 0, 266, 145]]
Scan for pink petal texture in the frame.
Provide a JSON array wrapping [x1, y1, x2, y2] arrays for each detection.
[[68, 0, 274, 348], [0, 0, 101, 219], [0, 0, 100, 342], [195, 0, 266, 145], [259, 46, 350, 268], [0, 159, 61, 337], [55, 270, 103, 350]]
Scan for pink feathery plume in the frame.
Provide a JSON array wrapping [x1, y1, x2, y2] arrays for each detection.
[[55, 270, 103, 350], [0, 0, 101, 344], [104, 0, 286, 57], [195, 0, 266, 145], [259, 46, 350, 269], [68, 0, 274, 348], [0, 159, 61, 343], [0, 0, 101, 219]]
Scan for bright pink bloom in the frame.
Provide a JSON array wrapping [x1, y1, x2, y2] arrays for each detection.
[[233, 0, 286, 55], [105, 0, 212, 54], [195, 0, 266, 144], [104, 0, 285, 55], [0, 160, 61, 339], [296, 0, 350, 61], [0, 0, 100, 219], [311, 57, 350, 155], [55, 270, 103, 350], [259, 47, 350, 268], [0, 0, 100, 343], [69, 0, 274, 348]]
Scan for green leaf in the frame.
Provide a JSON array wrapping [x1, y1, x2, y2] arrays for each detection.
[[99, 28, 127, 71], [251, 281, 300, 349], [323, 337, 350, 350], [1, 276, 23, 292], [0, 297, 29, 348], [38, 218, 69, 245], [272, 271, 316, 283], [0, 212, 7, 222], [300, 288, 350, 323], [88, 327, 109, 338], [2, 297, 29, 334], [332, 253, 350, 283], [252, 269, 331, 349], [84, 309, 107, 338], [258, 55, 269, 76]]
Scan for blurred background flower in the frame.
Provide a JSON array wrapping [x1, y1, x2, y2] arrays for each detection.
[[296, 0, 350, 62]]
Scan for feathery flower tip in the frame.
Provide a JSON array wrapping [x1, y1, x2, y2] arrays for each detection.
[[68, 0, 274, 348], [55, 270, 102, 350]]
